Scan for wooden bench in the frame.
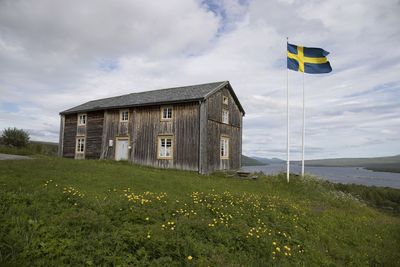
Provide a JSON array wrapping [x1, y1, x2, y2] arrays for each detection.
[[236, 171, 250, 177], [236, 171, 258, 180]]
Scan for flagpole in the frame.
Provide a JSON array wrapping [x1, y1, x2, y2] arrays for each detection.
[[301, 72, 305, 177], [286, 37, 290, 183]]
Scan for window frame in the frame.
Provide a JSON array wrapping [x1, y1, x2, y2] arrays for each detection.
[[222, 109, 229, 124], [77, 113, 87, 126], [160, 106, 173, 121], [120, 109, 129, 122], [220, 136, 229, 159], [157, 135, 174, 159], [223, 96, 229, 105], [76, 137, 85, 154]]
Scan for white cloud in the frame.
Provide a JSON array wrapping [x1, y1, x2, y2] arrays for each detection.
[[1, 0, 399, 159]]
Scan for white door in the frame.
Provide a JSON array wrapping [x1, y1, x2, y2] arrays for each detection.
[[115, 139, 129, 161]]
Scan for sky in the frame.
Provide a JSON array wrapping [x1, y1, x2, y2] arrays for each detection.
[[1, 0, 399, 160]]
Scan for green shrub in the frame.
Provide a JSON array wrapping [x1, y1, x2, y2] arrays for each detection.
[[1, 127, 30, 148], [333, 183, 400, 215]]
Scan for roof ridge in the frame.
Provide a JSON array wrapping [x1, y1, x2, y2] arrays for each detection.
[[129, 80, 228, 95], [60, 80, 237, 115], [86, 81, 228, 104]]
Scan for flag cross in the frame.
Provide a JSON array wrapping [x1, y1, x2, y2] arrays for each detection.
[[287, 46, 328, 72]]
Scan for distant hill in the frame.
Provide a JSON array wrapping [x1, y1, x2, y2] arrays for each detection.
[[31, 140, 58, 146], [241, 155, 266, 166], [253, 157, 285, 165], [241, 155, 285, 166], [304, 155, 400, 173]]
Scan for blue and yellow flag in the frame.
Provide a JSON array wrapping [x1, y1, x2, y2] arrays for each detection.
[[287, 43, 332, 74]]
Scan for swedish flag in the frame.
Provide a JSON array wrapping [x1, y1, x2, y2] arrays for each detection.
[[287, 43, 332, 74]]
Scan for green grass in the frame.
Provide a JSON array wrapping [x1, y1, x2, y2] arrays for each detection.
[[0, 157, 399, 266], [0, 141, 58, 156], [333, 183, 400, 215]]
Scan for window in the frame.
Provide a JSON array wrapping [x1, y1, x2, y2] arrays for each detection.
[[78, 114, 86, 126], [120, 110, 129, 122], [161, 106, 173, 120], [223, 96, 229, 105], [222, 109, 229, 124], [76, 138, 85, 153], [158, 135, 173, 159], [220, 137, 229, 159]]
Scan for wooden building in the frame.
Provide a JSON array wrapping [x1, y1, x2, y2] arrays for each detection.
[[59, 81, 245, 174]]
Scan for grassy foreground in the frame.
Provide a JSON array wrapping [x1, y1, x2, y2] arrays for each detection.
[[0, 157, 399, 266], [0, 141, 58, 156]]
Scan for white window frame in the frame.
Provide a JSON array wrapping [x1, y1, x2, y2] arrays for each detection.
[[222, 109, 229, 124], [161, 106, 173, 121], [223, 96, 229, 105], [120, 109, 129, 122], [157, 135, 173, 159], [77, 113, 87, 126], [76, 137, 85, 153], [220, 137, 229, 159]]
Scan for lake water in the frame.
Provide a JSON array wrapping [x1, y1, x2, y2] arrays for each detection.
[[241, 163, 400, 189]]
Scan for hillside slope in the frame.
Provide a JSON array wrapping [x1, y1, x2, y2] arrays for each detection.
[[0, 157, 399, 266], [305, 155, 400, 173], [253, 156, 285, 164], [241, 155, 266, 166]]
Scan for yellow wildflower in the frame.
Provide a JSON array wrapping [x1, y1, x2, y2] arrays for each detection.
[[187, 255, 193, 261]]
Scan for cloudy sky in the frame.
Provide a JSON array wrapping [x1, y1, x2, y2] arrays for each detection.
[[1, 0, 399, 159]]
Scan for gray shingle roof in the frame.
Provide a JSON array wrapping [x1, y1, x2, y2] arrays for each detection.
[[60, 81, 244, 115]]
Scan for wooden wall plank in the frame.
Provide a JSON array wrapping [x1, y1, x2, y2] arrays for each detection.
[[199, 101, 208, 174], [63, 114, 77, 158], [205, 86, 242, 173], [100, 110, 120, 160], [58, 115, 65, 157], [132, 103, 199, 171], [86, 111, 104, 159]]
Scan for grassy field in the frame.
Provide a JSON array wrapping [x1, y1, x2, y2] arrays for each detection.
[[0, 157, 399, 266], [0, 141, 58, 156]]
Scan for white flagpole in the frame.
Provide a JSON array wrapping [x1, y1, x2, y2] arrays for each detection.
[[301, 72, 305, 177], [286, 37, 290, 183]]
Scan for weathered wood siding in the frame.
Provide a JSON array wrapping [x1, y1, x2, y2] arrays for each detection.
[[132, 103, 199, 171], [207, 121, 241, 171], [86, 111, 104, 159], [100, 110, 132, 159], [63, 114, 77, 158], [61, 84, 243, 174], [58, 115, 65, 157], [205, 86, 242, 172], [199, 101, 208, 174], [207, 87, 241, 127]]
